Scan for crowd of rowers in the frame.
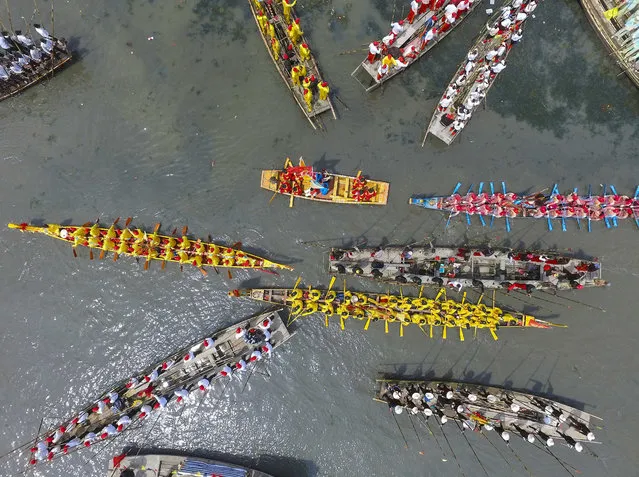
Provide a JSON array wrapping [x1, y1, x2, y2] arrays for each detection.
[[438, 0, 537, 136], [367, 0, 478, 81], [29, 319, 276, 465], [47, 223, 260, 267], [276, 166, 378, 201], [440, 189, 639, 220], [254, 0, 330, 112], [0, 24, 67, 88], [381, 382, 596, 451]]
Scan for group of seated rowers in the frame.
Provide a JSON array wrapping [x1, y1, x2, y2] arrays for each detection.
[[276, 167, 378, 201], [29, 320, 275, 465], [438, 0, 536, 135], [368, 0, 478, 81], [440, 191, 639, 219]]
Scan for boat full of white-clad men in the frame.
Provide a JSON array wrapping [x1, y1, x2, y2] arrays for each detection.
[[0, 23, 72, 102], [26, 308, 293, 467]]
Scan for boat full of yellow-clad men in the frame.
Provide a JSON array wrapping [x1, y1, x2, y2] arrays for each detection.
[[229, 278, 565, 341], [8, 219, 293, 275]]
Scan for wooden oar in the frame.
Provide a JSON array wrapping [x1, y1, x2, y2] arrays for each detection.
[[293, 276, 302, 289], [268, 190, 279, 204]]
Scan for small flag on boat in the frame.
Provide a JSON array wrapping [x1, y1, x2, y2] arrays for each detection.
[[604, 7, 619, 19]]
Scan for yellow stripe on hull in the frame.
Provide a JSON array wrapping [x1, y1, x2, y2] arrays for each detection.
[[8, 222, 292, 271]]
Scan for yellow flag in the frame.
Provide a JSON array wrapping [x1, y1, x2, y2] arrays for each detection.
[[604, 7, 619, 20]]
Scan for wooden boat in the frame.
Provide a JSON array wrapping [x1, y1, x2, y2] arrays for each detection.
[[329, 245, 607, 292], [229, 281, 565, 340], [0, 27, 72, 102], [247, 0, 336, 129], [375, 378, 602, 453], [409, 181, 639, 232], [261, 157, 389, 207], [8, 219, 292, 274], [352, 0, 482, 92], [579, 0, 639, 89], [107, 452, 275, 477], [422, 0, 537, 146], [27, 309, 293, 467]]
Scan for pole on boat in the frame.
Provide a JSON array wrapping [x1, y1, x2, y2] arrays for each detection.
[[390, 408, 410, 449], [406, 412, 423, 447], [417, 414, 447, 461], [502, 182, 511, 232], [530, 440, 581, 476], [437, 417, 467, 477], [453, 420, 490, 477]]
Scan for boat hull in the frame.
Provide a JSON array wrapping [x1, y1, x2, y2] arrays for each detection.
[[376, 379, 601, 447], [328, 246, 607, 291], [29, 310, 292, 467], [8, 222, 292, 271], [107, 452, 274, 477]]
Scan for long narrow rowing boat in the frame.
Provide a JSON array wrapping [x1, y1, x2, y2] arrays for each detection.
[[229, 283, 564, 340], [376, 379, 602, 453], [107, 452, 275, 477], [579, 0, 639, 89], [0, 27, 72, 102], [352, 0, 482, 91], [409, 181, 639, 231], [329, 245, 607, 291], [422, 0, 537, 146], [247, 0, 336, 129], [8, 220, 292, 273], [261, 157, 389, 206], [27, 309, 292, 467]]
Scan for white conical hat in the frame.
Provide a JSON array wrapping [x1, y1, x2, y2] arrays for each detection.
[[587, 432, 595, 441], [394, 406, 403, 415], [441, 416, 448, 424], [412, 392, 422, 400], [457, 405, 465, 414], [60, 229, 68, 238], [446, 391, 454, 399], [575, 442, 583, 452], [487, 394, 497, 403], [501, 431, 510, 442], [546, 438, 555, 447], [510, 403, 520, 412], [527, 434, 535, 443], [425, 392, 435, 400], [424, 408, 433, 416], [468, 393, 477, 402], [483, 424, 493, 431], [392, 391, 401, 400]]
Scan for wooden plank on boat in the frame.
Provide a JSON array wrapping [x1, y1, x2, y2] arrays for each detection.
[[352, 1, 482, 92], [579, 0, 639, 89], [247, 0, 336, 128]]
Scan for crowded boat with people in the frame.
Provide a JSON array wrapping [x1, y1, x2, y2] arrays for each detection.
[[328, 245, 607, 292], [352, 0, 482, 91], [0, 22, 71, 102], [229, 279, 564, 340], [261, 157, 389, 206], [409, 182, 639, 231], [27, 310, 292, 467], [376, 379, 602, 456], [423, 0, 537, 145], [247, 0, 336, 129], [7, 219, 293, 274]]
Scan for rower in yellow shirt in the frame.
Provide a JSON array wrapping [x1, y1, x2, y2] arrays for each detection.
[[282, 0, 297, 24]]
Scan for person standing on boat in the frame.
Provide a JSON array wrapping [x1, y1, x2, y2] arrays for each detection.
[[490, 60, 506, 75], [438, 95, 452, 111], [420, 27, 437, 50], [299, 42, 311, 61], [376, 62, 389, 81], [511, 28, 523, 44], [390, 20, 405, 37], [318, 81, 330, 101], [303, 88, 313, 112], [116, 415, 132, 432], [271, 37, 280, 60], [407, 0, 421, 24], [256, 10, 268, 35], [282, 0, 296, 24], [368, 41, 381, 63], [290, 18, 303, 44]]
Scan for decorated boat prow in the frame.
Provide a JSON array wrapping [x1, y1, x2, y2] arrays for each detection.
[[329, 245, 607, 292], [352, 0, 482, 91], [422, 0, 537, 145], [261, 157, 389, 206], [229, 280, 564, 341], [579, 0, 639, 89], [409, 181, 639, 232], [26, 309, 292, 467], [376, 378, 602, 458], [8, 219, 292, 273], [107, 451, 275, 477], [248, 0, 336, 129], [0, 15, 72, 102]]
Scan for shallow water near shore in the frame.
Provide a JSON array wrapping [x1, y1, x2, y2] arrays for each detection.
[[0, 1, 638, 476]]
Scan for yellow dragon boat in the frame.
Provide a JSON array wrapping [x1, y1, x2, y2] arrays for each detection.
[[229, 279, 565, 341], [8, 219, 292, 275]]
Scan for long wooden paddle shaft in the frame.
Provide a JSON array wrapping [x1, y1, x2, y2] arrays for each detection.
[[391, 409, 410, 449], [454, 420, 490, 477]]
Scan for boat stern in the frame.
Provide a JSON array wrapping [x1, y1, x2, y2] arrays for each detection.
[[408, 197, 443, 209]]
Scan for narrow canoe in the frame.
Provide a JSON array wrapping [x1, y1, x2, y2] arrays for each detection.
[[352, 0, 482, 92], [8, 220, 292, 272], [247, 0, 337, 129], [229, 285, 565, 340], [423, 0, 536, 146], [376, 379, 602, 451], [261, 157, 389, 206], [579, 0, 639, 89], [0, 38, 72, 102], [408, 181, 639, 231], [107, 452, 275, 477], [329, 245, 607, 291], [27, 309, 292, 467]]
